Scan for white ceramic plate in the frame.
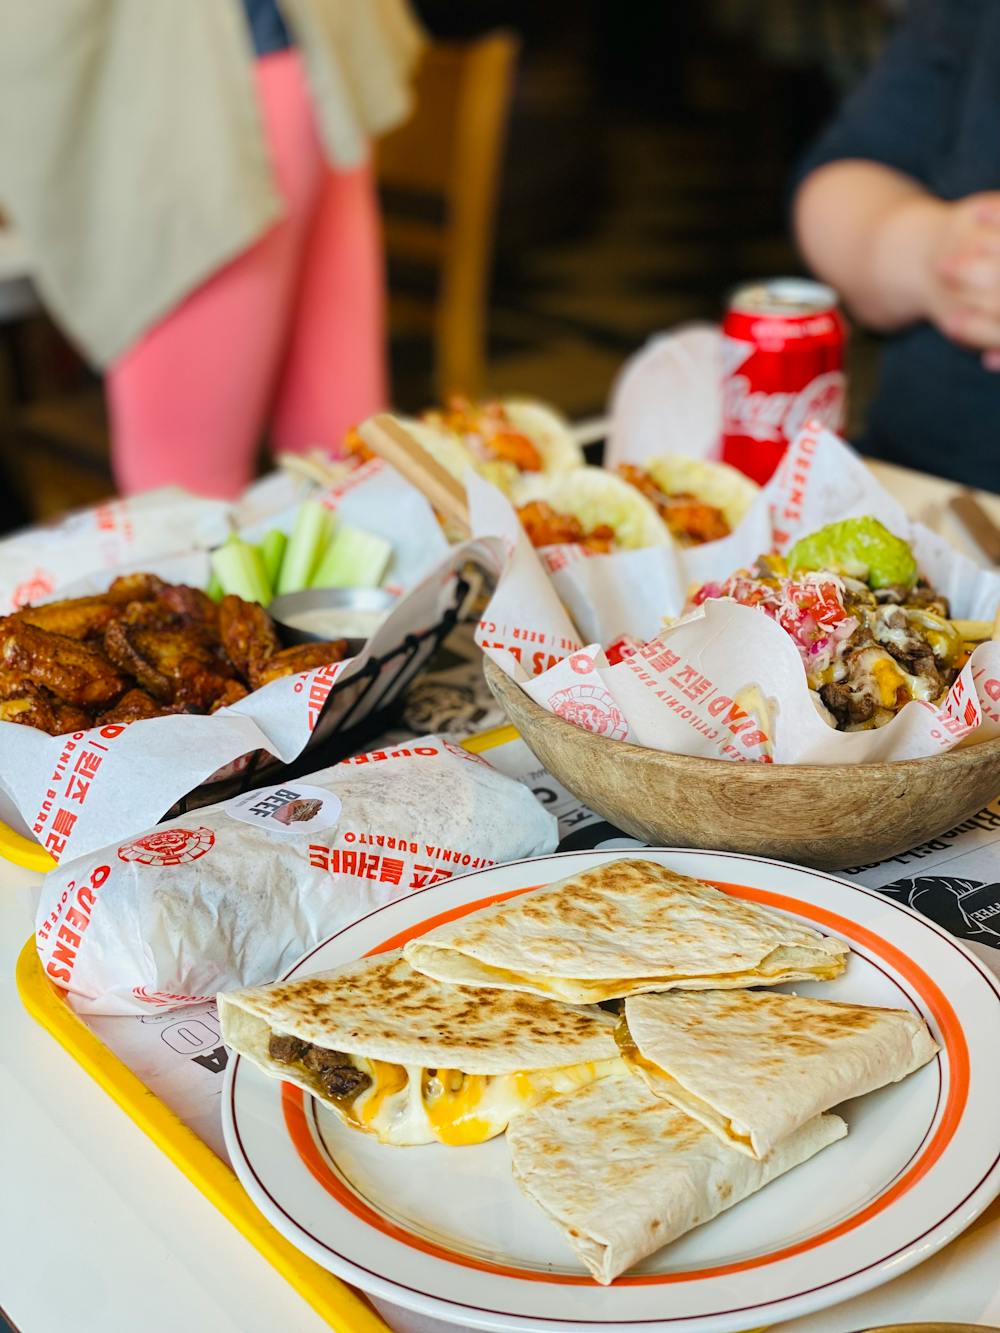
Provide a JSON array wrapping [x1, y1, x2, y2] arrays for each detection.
[[222, 849, 1000, 1332]]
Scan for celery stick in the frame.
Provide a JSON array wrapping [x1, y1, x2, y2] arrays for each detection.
[[276, 501, 332, 595], [311, 525, 392, 589], [259, 529, 288, 590], [211, 539, 272, 605], [206, 569, 224, 602]]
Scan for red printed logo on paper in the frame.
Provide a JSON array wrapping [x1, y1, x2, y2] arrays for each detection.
[[117, 826, 215, 866], [569, 653, 595, 675], [549, 684, 628, 740], [12, 569, 55, 609]]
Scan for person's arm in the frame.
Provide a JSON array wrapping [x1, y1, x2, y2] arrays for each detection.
[[794, 163, 1000, 360], [791, 1, 1000, 364]]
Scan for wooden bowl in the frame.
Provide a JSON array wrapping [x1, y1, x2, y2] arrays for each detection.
[[484, 657, 1000, 871]]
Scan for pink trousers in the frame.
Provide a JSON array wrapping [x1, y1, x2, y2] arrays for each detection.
[[107, 50, 386, 498]]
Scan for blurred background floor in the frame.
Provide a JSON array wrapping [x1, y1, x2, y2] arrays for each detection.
[[0, 0, 888, 529]]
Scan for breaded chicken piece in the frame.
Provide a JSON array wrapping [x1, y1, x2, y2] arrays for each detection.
[[0, 622, 126, 707], [14, 595, 120, 641], [96, 687, 179, 725], [218, 594, 280, 680], [104, 620, 237, 710], [250, 640, 348, 687], [159, 583, 220, 633], [0, 673, 59, 732], [209, 678, 250, 712]]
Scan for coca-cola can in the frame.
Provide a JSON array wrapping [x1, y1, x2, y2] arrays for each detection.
[[721, 277, 847, 484]]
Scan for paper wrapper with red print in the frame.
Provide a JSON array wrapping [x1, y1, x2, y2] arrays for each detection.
[[0, 488, 231, 614], [484, 427, 1000, 765], [0, 463, 491, 863], [467, 471, 584, 673], [34, 736, 557, 1016]]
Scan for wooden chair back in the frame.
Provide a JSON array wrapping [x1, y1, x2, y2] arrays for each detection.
[[377, 30, 519, 400]]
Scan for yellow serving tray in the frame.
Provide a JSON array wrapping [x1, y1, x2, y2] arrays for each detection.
[[10, 726, 527, 1328], [15, 939, 391, 1333], [0, 820, 56, 873]]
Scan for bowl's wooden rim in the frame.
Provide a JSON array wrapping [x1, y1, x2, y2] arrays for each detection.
[[483, 656, 1000, 780]]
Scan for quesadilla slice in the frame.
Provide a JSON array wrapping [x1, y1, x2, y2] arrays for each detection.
[[509, 1076, 846, 1284], [621, 989, 937, 1160], [218, 951, 624, 1146], [403, 859, 849, 1003]]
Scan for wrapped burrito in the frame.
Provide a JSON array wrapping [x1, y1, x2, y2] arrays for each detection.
[[509, 1076, 846, 1284], [621, 989, 937, 1159], [404, 858, 849, 1002], [35, 736, 557, 1015], [219, 950, 625, 1146]]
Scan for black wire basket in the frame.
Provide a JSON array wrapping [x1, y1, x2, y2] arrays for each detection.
[[170, 570, 474, 814]]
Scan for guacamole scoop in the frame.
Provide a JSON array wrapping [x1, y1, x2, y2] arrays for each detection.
[[787, 516, 918, 590]]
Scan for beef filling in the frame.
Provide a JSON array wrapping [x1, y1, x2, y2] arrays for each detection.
[[268, 1033, 310, 1064], [267, 1032, 373, 1101], [820, 682, 876, 726]]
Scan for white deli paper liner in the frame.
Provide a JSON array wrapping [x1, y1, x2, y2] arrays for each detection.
[[0, 488, 231, 614], [477, 427, 1000, 765], [0, 464, 495, 862], [607, 322, 724, 466], [36, 736, 558, 1016]]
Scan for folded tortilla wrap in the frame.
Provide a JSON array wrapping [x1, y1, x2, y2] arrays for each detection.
[[511, 465, 670, 549], [397, 398, 583, 495], [509, 1076, 846, 1283], [639, 455, 759, 531], [622, 989, 937, 1159], [403, 859, 849, 1002], [219, 950, 624, 1146]]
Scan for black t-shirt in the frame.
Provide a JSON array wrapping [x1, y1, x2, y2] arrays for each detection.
[[796, 0, 1000, 490]]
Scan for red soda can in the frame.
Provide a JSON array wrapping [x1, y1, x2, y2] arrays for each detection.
[[721, 278, 847, 484]]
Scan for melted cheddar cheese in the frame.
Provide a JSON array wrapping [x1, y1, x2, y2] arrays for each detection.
[[334, 1054, 624, 1146]]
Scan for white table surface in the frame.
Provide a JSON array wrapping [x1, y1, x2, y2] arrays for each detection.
[[3, 462, 999, 1333]]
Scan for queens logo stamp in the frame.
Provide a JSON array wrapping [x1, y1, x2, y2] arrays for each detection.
[[548, 684, 628, 740], [118, 827, 216, 866]]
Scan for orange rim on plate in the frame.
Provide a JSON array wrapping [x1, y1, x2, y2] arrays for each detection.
[[280, 877, 968, 1287]]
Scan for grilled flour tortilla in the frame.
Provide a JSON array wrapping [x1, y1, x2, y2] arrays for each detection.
[[403, 859, 849, 1003], [511, 466, 670, 550], [509, 1076, 846, 1284], [219, 951, 624, 1146], [622, 989, 937, 1160]]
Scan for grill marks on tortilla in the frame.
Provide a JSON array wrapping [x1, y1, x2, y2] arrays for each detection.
[[220, 949, 619, 1073], [623, 988, 938, 1159], [403, 859, 848, 1000]]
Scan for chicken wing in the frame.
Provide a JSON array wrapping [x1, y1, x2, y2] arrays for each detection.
[[14, 595, 120, 641], [0, 621, 126, 707], [250, 640, 348, 687], [96, 687, 181, 725], [51, 701, 95, 734], [158, 584, 220, 633], [218, 594, 280, 680], [0, 672, 59, 732], [104, 620, 237, 710], [209, 678, 249, 712], [106, 572, 167, 603]]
